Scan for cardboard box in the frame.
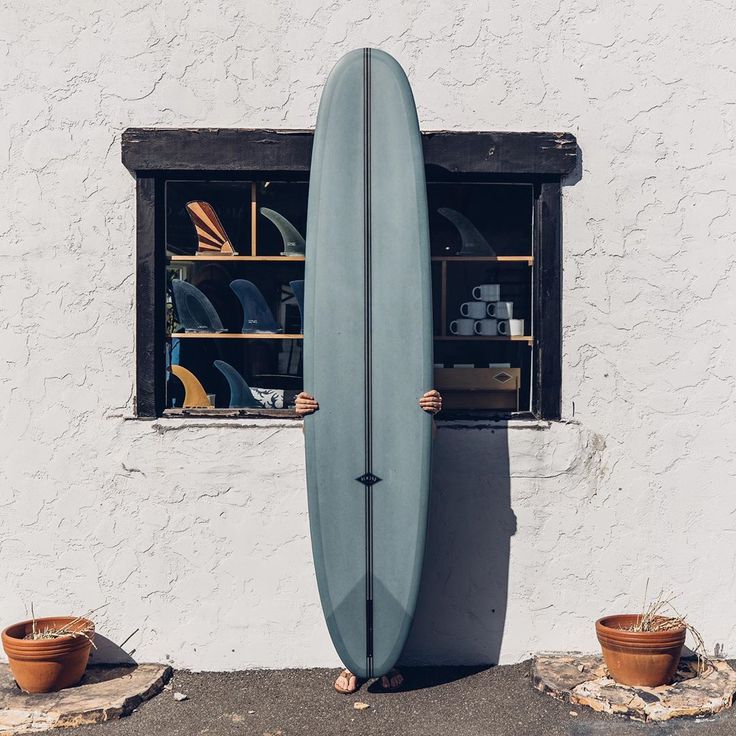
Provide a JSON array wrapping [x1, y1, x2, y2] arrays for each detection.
[[434, 367, 520, 411]]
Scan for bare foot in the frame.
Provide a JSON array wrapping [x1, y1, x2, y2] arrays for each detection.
[[334, 669, 360, 694], [379, 668, 404, 691]]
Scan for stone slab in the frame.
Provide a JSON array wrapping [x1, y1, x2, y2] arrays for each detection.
[[0, 663, 171, 733], [532, 653, 736, 722]]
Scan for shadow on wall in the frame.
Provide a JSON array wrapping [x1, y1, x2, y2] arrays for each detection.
[[400, 422, 515, 666]]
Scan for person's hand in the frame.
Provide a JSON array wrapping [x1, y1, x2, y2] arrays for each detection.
[[419, 389, 442, 414], [295, 392, 319, 416]]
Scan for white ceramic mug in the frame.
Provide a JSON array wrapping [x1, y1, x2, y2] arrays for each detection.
[[497, 318, 524, 336], [472, 284, 500, 301], [487, 301, 513, 319], [474, 318, 498, 336], [460, 301, 487, 319], [449, 318, 475, 335]]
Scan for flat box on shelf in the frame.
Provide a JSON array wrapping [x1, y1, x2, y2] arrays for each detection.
[[434, 367, 520, 411]]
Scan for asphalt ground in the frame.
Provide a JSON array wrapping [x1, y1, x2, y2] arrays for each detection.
[[63, 663, 736, 736]]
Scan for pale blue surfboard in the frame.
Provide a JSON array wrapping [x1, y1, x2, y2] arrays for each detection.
[[304, 48, 433, 679]]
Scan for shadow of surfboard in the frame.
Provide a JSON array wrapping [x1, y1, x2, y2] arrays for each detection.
[[399, 422, 515, 671]]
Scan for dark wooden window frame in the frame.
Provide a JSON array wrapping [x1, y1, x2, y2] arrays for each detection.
[[122, 128, 577, 421]]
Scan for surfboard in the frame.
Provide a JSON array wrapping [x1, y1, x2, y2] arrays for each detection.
[[304, 48, 433, 679]]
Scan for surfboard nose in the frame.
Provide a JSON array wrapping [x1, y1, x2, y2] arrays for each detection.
[[332, 47, 409, 74]]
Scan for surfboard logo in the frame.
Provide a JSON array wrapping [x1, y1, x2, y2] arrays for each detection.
[[356, 472, 382, 487]]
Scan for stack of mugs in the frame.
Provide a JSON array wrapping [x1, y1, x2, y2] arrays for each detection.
[[449, 283, 524, 337]]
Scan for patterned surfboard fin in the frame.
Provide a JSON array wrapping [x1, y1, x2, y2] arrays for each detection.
[[185, 200, 237, 255]]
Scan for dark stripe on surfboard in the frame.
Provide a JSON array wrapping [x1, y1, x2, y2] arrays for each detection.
[[363, 46, 374, 680]]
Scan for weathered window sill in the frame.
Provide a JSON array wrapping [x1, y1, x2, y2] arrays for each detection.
[[122, 412, 302, 430], [121, 413, 573, 432]]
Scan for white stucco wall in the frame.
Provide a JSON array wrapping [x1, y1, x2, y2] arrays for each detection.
[[1, 0, 735, 670]]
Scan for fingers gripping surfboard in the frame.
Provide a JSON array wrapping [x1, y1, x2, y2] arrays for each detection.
[[304, 49, 433, 679]]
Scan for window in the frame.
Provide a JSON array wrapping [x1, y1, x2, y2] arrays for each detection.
[[123, 129, 577, 420]]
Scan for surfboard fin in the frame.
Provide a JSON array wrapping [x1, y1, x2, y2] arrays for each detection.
[[229, 279, 280, 333], [213, 360, 261, 408], [438, 207, 496, 256], [170, 364, 212, 408], [289, 280, 305, 332], [186, 200, 237, 255], [171, 280, 226, 333], [260, 207, 306, 256]]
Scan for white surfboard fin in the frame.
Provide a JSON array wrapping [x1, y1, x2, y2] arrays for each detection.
[[260, 207, 306, 256], [438, 207, 496, 256]]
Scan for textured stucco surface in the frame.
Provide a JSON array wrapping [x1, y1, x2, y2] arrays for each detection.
[[0, 1, 735, 670]]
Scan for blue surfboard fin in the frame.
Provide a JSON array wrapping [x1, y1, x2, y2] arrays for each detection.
[[260, 207, 306, 256], [229, 279, 280, 333], [171, 280, 225, 332], [438, 207, 495, 256], [289, 280, 305, 332], [213, 360, 261, 408]]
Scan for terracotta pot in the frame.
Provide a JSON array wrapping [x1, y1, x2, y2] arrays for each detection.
[[595, 614, 686, 687], [1, 616, 94, 693]]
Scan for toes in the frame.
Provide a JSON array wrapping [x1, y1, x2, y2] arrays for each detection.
[[379, 669, 403, 690], [335, 670, 357, 693]]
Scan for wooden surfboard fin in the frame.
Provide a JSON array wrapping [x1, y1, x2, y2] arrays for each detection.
[[186, 200, 237, 255], [170, 364, 212, 408]]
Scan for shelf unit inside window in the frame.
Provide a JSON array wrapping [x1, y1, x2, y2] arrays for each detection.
[[165, 179, 307, 416], [428, 182, 534, 417]]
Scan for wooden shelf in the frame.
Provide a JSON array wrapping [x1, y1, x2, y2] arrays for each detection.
[[170, 332, 303, 339], [432, 256, 533, 264], [168, 255, 305, 262], [434, 335, 534, 345]]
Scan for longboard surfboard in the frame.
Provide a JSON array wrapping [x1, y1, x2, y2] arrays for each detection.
[[304, 48, 433, 679]]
